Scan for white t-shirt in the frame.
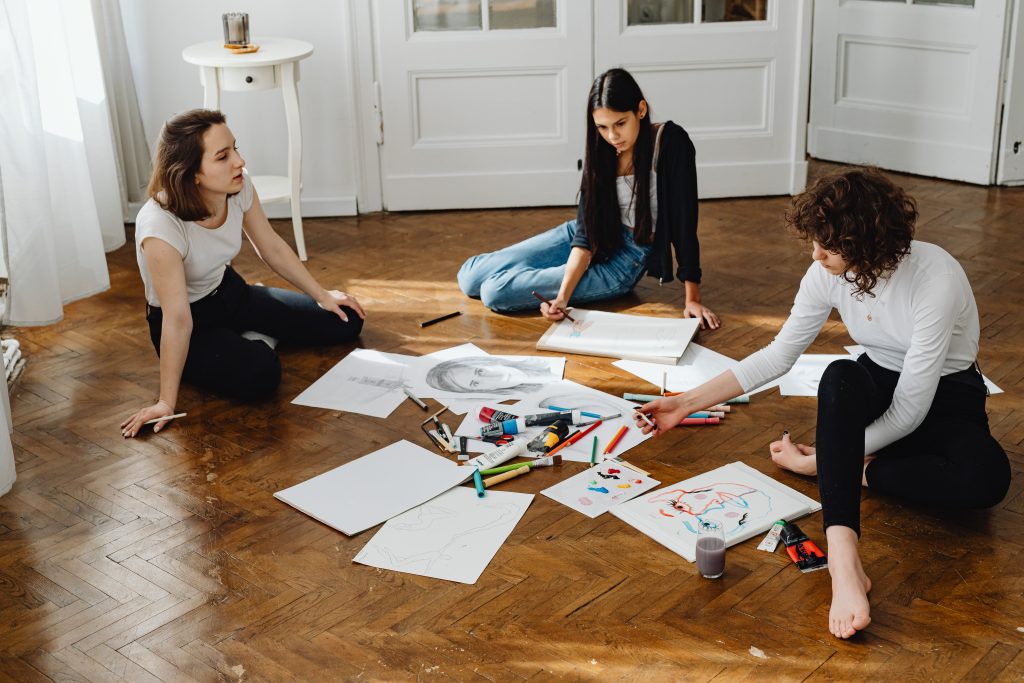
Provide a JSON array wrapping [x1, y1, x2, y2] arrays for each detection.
[[134, 171, 255, 306], [733, 240, 980, 455]]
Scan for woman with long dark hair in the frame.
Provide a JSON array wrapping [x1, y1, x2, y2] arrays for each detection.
[[458, 68, 719, 329], [120, 109, 365, 437], [635, 168, 1009, 639]]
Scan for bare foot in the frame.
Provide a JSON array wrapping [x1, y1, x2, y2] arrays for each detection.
[[826, 526, 872, 639], [768, 432, 817, 476]]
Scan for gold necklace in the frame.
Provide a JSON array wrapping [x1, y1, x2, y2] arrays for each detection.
[[862, 278, 889, 321]]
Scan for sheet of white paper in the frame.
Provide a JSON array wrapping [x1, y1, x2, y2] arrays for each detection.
[[844, 345, 1003, 395], [291, 349, 416, 417], [542, 461, 660, 518], [537, 309, 699, 363], [777, 354, 855, 396], [406, 348, 565, 403], [610, 462, 821, 562], [353, 486, 533, 584], [614, 343, 741, 393], [274, 440, 470, 536]]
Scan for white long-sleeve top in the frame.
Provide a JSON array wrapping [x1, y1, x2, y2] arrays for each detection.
[[734, 241, 979, 455]]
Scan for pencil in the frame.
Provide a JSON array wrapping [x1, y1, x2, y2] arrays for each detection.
[[419, 311, 461, 328], [546, 420, 602, 458], [402, 387, 428, 410], [633, 407, 656, 428], [530, 291, 576, 323], [603, 425, 628, 455], [142, 412, 186, 426]]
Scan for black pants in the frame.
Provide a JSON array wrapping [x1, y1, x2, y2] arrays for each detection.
[[146, 266, 363, 399], [816, 354, 1010, 536]]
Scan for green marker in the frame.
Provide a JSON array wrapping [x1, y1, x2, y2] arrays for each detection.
[[590, 436, 598, 465]]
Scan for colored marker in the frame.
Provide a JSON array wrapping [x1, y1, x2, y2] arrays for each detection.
[[402, 388, 428, 410], [483, 464, 530, 488], [545, 405, 602, 420], [472, 468, 485, 497], [480, 455, 562, 475], [530, 291, 576, 322], [688, 411, 725, 419], [604, 425, 629, 455], [664, 391, 750, 404], [623, 393, 663, 403], [678, 417, 720, 426], [590, 436, 598, 465]]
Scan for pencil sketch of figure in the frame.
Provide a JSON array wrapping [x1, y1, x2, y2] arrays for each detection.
[[345, 371, 406, 401], [533, 392, 623, 415], [425, 357, 559, 395]]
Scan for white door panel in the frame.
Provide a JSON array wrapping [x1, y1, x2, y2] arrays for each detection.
[[809, 0, 1009, 185], [374, 1, 591, 210], [595, 1, 812, 198]]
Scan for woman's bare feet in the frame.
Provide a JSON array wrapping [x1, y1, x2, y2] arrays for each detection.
[[768, 432, 818, 476], [825, 526, 872, 639]]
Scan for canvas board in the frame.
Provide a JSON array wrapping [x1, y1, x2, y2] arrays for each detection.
[[541, 461, 660, 518], [610, 462, 821, 562], [353, 486, 533, 584], [274, 440, 470, 536], [537, 309, 700, 364]]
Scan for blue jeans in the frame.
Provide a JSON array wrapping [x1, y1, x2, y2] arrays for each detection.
[[457, 220, 650, 312]]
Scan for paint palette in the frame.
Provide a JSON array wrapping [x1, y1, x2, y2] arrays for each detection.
[[541, 461, 660, 519]]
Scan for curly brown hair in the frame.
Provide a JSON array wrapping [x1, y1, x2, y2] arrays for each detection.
[[786, 167, 917, 297]]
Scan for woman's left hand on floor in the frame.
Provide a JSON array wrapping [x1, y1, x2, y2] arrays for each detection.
[[318, 290, 366, 322], [121, 400, 175, 438], [683, 301, 721, 330]]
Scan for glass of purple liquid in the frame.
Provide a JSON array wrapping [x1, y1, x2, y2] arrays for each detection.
[[696, 521, 726, 579]]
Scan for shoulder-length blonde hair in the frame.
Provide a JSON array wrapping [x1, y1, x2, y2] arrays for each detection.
[[147, 109, 227, 221]]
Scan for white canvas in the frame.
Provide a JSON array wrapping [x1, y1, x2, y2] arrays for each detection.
[[536, 309, 700, 364], [614, 343, 743, 393], [610, 462, 821, 562], [274, 440, 470, 536], [291, 349, 416, 417], [542, 461, 659, 518], [353, 486, 533, 584]]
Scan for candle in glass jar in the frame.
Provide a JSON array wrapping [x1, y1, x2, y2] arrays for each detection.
[[222, 12, 249, 45]]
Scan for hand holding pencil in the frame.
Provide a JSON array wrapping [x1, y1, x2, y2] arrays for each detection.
[[532, 291, 575, 323], [120, 400, 184, 438], [633, 395, 689, 435]]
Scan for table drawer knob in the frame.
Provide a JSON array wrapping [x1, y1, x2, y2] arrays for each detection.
[[245, 75, 253, 83]]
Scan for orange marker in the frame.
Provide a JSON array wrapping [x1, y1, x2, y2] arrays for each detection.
[[678, 417, 720, 426], [603, 425, 629, 455]]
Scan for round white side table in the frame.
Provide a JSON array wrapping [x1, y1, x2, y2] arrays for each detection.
[[182, 37, 314, 261]]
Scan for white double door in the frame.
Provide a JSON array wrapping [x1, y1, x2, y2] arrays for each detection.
[[373, 0, 812, 210], [809, 0, 1010, 185]]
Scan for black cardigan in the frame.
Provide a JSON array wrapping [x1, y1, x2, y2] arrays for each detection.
[[570, 120, 701, 285]]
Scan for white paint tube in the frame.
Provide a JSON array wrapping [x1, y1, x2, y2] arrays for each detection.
[[462, 439, 527, 470]]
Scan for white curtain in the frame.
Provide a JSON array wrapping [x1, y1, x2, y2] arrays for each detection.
[[0, 0, 117, 326]]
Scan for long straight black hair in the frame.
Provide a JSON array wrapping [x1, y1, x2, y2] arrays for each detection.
[[582, 68, 655, 255]]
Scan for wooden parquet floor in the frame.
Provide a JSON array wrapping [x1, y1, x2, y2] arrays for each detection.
[[2, 161, 1023, 682]]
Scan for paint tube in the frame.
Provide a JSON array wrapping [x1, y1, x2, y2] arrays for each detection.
[[479, 406, 519, 423], [480, 410, 581, 438], [462, 439, 528, 470]]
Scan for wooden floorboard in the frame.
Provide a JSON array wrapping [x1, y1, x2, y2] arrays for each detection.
[[2, 160, 1023, 681]]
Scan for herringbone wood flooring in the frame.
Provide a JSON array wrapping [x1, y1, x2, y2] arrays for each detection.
[[2, 162, 1023, 681]]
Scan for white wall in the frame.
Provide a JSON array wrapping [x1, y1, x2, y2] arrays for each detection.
[[119, 0, 361, 217]]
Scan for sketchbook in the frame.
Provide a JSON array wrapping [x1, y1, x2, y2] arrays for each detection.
[[536, 309, 700, 365], [610, 462, 821, 562], [274, 440, 471, 536]]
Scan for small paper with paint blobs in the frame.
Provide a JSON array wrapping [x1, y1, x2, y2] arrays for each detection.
[[541, 462, 660, 518]]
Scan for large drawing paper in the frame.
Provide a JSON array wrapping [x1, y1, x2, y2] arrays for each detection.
[[614, 343, 743, 393], [777, 354, 855, 396], [292, 349, 416, 417], [407, 348, 565, 403], [610, 462, 820, 562], [537, 309, 700, 364], [542, 461, 660, 518], [353, 486, 533, 584], [274, 440, 470, 536]]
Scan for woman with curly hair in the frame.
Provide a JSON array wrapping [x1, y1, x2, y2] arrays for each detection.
[[636, 167, 1009, 640]]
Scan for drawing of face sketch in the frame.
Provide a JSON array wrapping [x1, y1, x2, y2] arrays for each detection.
[[425, 357, 558, 395]]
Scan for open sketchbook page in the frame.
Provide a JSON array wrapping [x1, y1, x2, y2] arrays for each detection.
[[537, 309, 700, 364], [274, 440, 470, 536], [354, 486, 533, 584], [610, 462, 820, 562]]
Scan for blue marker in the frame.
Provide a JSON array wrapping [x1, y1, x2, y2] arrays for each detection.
[[472, 468, 485, 497], [545, 405, 601, 419]]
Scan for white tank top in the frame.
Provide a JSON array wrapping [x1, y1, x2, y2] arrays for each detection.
[[616, 123, 665, 229]]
